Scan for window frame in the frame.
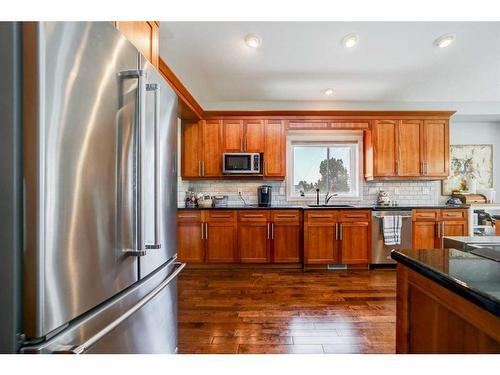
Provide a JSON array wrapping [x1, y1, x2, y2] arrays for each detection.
[[286, 131, 364, 202]]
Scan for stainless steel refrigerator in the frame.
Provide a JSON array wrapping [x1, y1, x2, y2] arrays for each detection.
[[2, 21, 183, 354]]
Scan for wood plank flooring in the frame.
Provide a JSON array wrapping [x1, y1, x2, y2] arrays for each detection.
[[178, 268, 396, 354]]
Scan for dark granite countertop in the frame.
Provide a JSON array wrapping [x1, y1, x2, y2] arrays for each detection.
[[178, 204, 469, 210], [391, 248, 500, 317]]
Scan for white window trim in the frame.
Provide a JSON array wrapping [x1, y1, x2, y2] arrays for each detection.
[[286, 131, 364, 202]]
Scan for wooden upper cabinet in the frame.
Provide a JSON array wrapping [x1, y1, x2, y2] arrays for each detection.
[[264, 120, 285, 178], [114, 21, 159, 68], [422, 120, 449, 178], [222, 120, 244, 152], [398, 120, 423, 177], [181, 120, 202, 178], [201, 120, 222, 177], [244, 120, 265, 152], [372, 120, 398, 177]]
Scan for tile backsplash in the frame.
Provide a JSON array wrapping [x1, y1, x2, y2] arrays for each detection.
[[177, 177, 443, 207]]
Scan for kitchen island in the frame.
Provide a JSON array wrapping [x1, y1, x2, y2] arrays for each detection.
[[391, 248, 500, 353]]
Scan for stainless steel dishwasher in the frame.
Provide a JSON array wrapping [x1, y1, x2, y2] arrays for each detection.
[[371, 209, 413, 264]]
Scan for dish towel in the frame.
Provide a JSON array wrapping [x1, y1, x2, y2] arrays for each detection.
[[382, 216, 402, 245]]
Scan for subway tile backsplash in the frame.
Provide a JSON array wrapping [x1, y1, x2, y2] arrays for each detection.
[[177, 178, 443, 207]]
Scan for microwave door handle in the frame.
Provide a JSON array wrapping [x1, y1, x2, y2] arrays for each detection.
[[145, 83, 161, 250], [119, 69, 147, 256]]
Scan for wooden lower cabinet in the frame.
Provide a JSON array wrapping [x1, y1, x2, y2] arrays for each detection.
[[177, 221, 204, 263], [238, 222, 270, 263], [412, 209, 468, 249], [303, 210, 371, 265], [272, 222, 301, 262], [304, 223, 338, 264], [206, 222, 237, 263], [339, 222, 370, 264]]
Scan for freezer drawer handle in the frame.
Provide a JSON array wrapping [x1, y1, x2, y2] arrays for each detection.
[[58, 261, 186, 354]]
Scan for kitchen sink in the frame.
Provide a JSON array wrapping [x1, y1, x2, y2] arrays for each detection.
[[307, 204, 353, 208]]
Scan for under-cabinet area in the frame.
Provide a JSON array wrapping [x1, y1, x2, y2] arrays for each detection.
[[177, 208, 468, 267]]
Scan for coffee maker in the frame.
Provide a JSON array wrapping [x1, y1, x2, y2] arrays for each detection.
[[258, 185, 272, 207]]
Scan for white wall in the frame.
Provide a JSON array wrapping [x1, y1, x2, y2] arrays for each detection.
[[449, 121, 500, 202]]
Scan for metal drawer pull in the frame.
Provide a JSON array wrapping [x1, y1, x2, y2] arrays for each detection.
[[344, 214, 366, 218], [61, 261, 186, 354], [271, 223, 274, 239], [179, 214, 199, 218], [211, 214, 231, 218], [375, 215, 412, 219], [201, 222, 204, 239], [339, 223, 343, 240], [310, 215, 332, 218], [276, 214, 297, 218], [243, 214, 264, 218]]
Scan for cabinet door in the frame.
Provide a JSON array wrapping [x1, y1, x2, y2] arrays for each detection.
[[264, 120, 285, 178], [201, 120, 222, 177], [412, 221, 438, 249], [206, 222, 237, 263], [244, 120, 264, 152], [304, 223, 338, 264], [339, 222, 370, 264], [115, 22, 159, 68], [181, 121, 201, 178], [177, 222, 204, 263], [238, 222, 270, 263], [222, 119, 244, 152], [440, 221, 468, 248], [399, 120, 423, 177], [423, 120, 449, 177], [373, 120, 398, 177], [272, 222, 301, 263]]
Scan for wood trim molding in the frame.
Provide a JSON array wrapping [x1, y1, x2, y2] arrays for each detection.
[[158, 58, 205, 120]]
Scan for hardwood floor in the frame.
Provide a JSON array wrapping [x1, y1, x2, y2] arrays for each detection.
[[178, 268, 396, 354]]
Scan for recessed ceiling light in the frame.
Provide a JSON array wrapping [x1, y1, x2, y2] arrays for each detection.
[[342, 33, 358, 48], [245, 34, 262, 48], [434, 34, 455, 48], [324, 88, 334, 96]]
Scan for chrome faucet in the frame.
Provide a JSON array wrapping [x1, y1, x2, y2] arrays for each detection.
[[324, 191, 338, 205]]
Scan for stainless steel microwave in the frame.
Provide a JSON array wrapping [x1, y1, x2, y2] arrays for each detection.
[[223, 153, 262, 174]]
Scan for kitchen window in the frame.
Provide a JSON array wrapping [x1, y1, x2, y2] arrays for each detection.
[[287, 137, 361, 200]]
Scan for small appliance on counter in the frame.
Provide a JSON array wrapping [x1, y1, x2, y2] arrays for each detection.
[[377, 190, 392, 206], [258, 185, 272, 207], [446, 197, 463, 206], [213, 195, 228, 208], [197, 195, 213, 208]]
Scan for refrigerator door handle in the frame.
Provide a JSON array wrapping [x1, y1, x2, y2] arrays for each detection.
[[54, 261, 186, 354], [119, 69, 147, 256], [145, 83, 161, 250]]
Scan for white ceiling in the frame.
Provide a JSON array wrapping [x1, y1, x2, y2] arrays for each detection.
[[159, 22, 500, 120]]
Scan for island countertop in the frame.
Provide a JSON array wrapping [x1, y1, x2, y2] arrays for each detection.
[[391, 248, 500, 317]]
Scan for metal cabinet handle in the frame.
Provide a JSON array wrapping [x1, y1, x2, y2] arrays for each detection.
[[240, 137, 243, 151], [267, 222, 270, 239], [276, 214, 297, 218], [436, 221, 441, 238], [59, 261, 186, 354], [201, 222, 204, 239], [205, 222, 208, 239], [310, 215, 332, 218], [396, 160, 400, 176], [119, 69, 147, 257], [339, 223, 343, 240], [201, 160, 205, 176], [335, 223, 339, 240], [271, 223, 274, 240], [344, 214, 366, 218], [211, 214, 231, 218], [424, 161, 428, 175], [145, 83, 161, 250], [243, 214, 264, 218], [198, 160, 201, 177]]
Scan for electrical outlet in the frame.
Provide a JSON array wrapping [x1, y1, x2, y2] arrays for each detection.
[[238, 189, 243, 196]]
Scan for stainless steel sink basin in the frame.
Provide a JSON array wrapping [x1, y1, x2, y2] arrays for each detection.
[[307, 204, 353, 208]]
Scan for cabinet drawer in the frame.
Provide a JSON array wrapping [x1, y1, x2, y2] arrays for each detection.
[[204, 210, 237, 222], [305, 210, 337, 223], [338, 210, 371, 222], [271, 210, 301, 223], [440, 209, 467, 221], [177, 210, 202, 222], [238, 210, 270, 222], [412, 209, 439, 221]]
